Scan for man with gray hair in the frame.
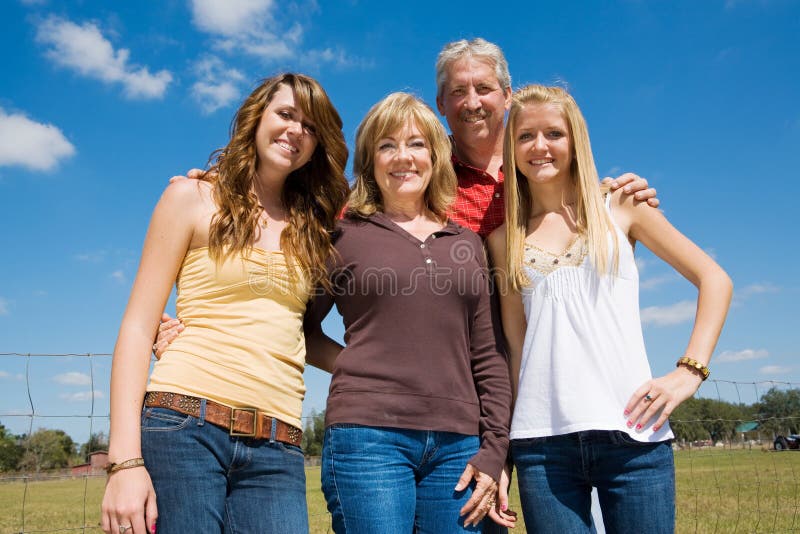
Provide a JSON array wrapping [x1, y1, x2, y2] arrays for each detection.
[[434, 38, 656, 239]]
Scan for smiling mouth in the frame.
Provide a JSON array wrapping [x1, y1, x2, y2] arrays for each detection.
[[461, 111, 488, 123], [275, 140, 299, 154], [530, 159, 554, 166], [389, 171, 417, 179]]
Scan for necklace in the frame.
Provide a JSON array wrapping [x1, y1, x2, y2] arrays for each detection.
[[257, 206, 269, 229]]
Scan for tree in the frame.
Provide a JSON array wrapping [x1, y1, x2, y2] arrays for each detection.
[[0, 422, 23, 472], [80, 432, 109, 459], [671, 397, 749, 443], [302, 410, 326, 457], [18, 429, 76, 472], [756, 387, 800, 436], [671, 398, 708, 443]]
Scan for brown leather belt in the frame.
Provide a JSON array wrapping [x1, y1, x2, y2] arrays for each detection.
[[144, 391, 303, 447]]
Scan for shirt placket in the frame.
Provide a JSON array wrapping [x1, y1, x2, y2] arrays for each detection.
[[419, 234, 437, 275]]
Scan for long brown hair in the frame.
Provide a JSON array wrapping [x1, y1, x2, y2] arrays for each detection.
[[203, 73, 349, 288]]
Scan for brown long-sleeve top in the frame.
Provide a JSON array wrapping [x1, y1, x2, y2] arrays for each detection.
[[305, 213, 511, 480]]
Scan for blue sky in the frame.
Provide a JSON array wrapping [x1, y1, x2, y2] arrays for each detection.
[[1, 0, 798, 444]]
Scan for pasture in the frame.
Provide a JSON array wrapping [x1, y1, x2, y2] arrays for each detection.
[[0, 448, 798, 533]]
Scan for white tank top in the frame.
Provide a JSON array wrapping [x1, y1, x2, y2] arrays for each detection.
[[511, 200, 674, 442]]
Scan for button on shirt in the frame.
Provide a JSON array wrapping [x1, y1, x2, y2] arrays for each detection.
[[304, 213, 511, 480]]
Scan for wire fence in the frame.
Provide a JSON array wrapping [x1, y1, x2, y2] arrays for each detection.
[[1, 352, 799, 533]]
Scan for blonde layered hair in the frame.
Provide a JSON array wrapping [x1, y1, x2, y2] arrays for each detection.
[[503, 85, 618, 290], [348, 92, 456, 220], [203, 73, 349, 288]]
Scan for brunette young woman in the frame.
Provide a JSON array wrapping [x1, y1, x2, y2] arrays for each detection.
[[101, 73, 348, 534]]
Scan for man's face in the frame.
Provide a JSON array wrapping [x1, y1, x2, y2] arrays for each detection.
[[436, 57, 511, 150]]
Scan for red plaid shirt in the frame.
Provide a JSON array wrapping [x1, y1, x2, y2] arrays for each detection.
[[448, 154, 505, 238]]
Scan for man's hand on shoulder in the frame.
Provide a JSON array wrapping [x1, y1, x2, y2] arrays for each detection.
[[169, 168, 205, 184], [601, 173, 659, 208]]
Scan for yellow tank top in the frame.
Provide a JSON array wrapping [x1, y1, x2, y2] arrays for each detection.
[[147, 247, 311, 428]]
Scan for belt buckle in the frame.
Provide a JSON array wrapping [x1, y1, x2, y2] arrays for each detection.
[[229, 407, 258, 437]]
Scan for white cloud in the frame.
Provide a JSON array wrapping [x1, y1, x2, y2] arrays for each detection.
[[717, 348, 769, 363], [634, 257, 648, 273], [640, 300, 695, 326], [190, 0, 295, 60], [110, 270, 126, 283], [0, 108, 75, 171], [189, 0, 359, 69], [75, 251, 107, 262], [737, 283, 779, 299], [53, 372, 92, 386], [759, 365, 791, 375], [191, 56, 245, 114], [640, 273, 677, 291], [0, 371, 25, 381], [191, 0, 275, 36], [0, 297, 9, 316], [59, 390, 105, 402], [35, 16, 172, 99], [301, 47, 372, 70]]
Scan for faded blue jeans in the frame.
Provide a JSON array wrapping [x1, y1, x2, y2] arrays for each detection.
[[141, 405, 308, 533], [511, 430, 674, 534], [321, 424, 484, 534]]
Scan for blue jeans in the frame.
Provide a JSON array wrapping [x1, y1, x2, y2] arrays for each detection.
[[511, 430, 674, 534], [141, 405, 308, 534], [321, 425, 484, 534]]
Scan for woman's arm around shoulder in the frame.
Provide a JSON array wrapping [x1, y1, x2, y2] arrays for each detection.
[[609, 188, 734, 432], [101, 181, 204, 534]]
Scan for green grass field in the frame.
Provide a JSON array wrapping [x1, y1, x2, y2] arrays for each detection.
[[1, 448, 798, 533]]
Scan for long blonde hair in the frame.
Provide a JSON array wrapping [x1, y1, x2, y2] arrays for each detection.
[[503, 84, 618, 290], [203, 73, 349, 288], [347, 92, 456, 221]]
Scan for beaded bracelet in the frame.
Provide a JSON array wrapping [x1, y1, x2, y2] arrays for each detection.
[[105, 457, 145, 474], [676, 356, 710, 381]]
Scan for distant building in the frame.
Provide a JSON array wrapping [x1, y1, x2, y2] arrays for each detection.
[[70, 450, 108, 476]]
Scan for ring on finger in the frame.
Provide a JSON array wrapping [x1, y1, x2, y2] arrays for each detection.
[[119, 525, 132, 534], [644, 394, 653, 402]]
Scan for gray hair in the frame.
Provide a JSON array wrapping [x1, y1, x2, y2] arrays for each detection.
[[435, 38, 511, 98]]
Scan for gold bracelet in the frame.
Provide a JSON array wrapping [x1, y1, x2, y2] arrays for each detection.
[[676, 356, 710, 381], [105, 457, 145, 474]]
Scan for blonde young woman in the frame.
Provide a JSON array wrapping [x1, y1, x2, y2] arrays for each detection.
[[101, 74, 348, 534], [487, 85, 732, 532], [303, 92, 512, 533]]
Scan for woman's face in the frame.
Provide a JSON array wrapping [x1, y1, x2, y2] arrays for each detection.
[[254, 84, 319, 180], [373, 120, 433, 207], [513, 103, 573, 186]]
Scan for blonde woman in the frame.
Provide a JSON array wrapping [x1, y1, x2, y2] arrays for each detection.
[[487, 85, 732, 532], [304, 93, 512, 533], [101, 74, 348, 534]]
